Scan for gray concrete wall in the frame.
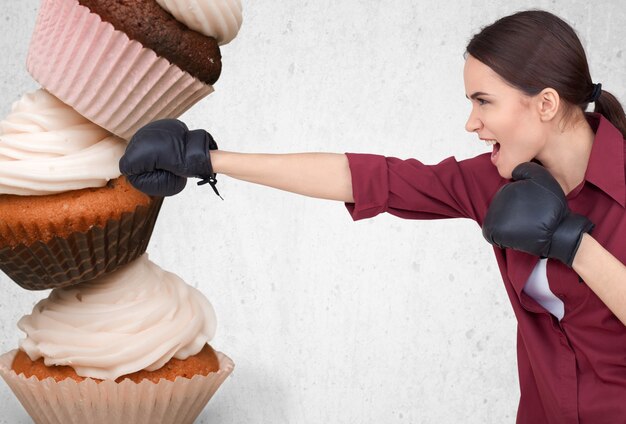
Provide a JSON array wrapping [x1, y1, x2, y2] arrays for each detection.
[[1, 1, 624, 423]]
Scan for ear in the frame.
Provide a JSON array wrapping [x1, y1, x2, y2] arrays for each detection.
[[535, 88, 560, 121]]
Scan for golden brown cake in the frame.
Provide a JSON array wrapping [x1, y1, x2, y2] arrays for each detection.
[[0, 177, 151, 247], [12, 344, 220, 384]]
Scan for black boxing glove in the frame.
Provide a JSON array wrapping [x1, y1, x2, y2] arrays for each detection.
[[482, 162, 594, 267], [119, 119, 221, 197]]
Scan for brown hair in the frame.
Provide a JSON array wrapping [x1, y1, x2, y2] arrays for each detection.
[[465, 10, 626, 139]]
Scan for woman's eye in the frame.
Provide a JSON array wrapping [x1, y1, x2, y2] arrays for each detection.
[[477, 98, 488, 105]]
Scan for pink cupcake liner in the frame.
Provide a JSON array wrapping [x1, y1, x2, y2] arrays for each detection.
[[0, 349, 234, 424], [27, 0, 214, 140]]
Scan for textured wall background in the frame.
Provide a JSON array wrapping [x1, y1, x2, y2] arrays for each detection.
[[0, 1, 624, 423]]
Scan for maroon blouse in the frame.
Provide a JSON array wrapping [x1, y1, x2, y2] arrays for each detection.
[[344, 113, 626, 424]]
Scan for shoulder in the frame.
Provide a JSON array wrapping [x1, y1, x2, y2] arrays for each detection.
[[456, 153, 506, 190]]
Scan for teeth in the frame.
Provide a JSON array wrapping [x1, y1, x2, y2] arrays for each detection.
[[483, 139, 498, 146]]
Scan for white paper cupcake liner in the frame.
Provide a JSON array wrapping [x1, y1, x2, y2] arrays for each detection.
[[26, 0, 214, 140], [0, 350, 234, 424]]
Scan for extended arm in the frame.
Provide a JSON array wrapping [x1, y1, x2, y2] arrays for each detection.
[[119, 119, 354, 202], [573, 234, 626, 326], [211, 150, 354, 202]]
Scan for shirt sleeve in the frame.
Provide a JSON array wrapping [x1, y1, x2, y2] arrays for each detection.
[[344, 152, 505, 224]]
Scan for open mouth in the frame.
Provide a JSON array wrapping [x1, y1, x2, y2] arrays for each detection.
[[483, 139, 500, 164], [491, 142, 500, 164]]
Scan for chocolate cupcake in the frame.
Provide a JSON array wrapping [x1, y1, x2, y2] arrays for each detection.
[[76, 0, 222, 84], [26, 0, 243, 140]]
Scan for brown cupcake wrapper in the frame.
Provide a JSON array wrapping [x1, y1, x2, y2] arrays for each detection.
[[0, 197, 163, 290], [0, 349, 235, 424]]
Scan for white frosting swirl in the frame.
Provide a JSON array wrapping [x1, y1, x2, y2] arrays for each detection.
[[0, 89, 126, 196], [18, 254, 217, 381], [156, 0, 243, 45]]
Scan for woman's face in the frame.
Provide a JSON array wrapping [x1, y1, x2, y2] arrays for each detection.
[[463, 55, 546, 179]]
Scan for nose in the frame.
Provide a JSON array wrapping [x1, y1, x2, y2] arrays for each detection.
[[465, 108, 483, 133]]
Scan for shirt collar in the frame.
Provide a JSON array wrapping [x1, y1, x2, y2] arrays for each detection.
[[583, 112, 625, 207]]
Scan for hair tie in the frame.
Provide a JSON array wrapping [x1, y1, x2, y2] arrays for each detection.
[[588, 83, 602, 103]]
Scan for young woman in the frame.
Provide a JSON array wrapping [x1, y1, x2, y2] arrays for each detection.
[[120, 10, 626, 424]]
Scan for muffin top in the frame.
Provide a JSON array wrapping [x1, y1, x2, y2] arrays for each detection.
[[0, 89, 126, 196], [12, 343, 220, 383], [0, 176, 152, 247], [18, 254, 217, 380], [77, 0, 222, 85]]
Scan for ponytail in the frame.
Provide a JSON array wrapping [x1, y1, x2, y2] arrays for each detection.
[[594, 90, 626, 139]]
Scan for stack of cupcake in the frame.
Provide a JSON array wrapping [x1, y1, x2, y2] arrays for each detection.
[[0, 1, 242, 422]]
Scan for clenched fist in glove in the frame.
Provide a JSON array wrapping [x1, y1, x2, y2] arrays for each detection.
[[482, 162, 594, 267], [119, 119, 221, 197]]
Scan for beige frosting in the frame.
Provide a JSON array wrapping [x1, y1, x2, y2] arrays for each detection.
[[156, 0, 243, 45], [18, 254, 217, 381], [0, 89, 126, 196]]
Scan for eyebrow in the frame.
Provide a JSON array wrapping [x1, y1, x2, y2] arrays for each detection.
[[465, 91, 492, 100]]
